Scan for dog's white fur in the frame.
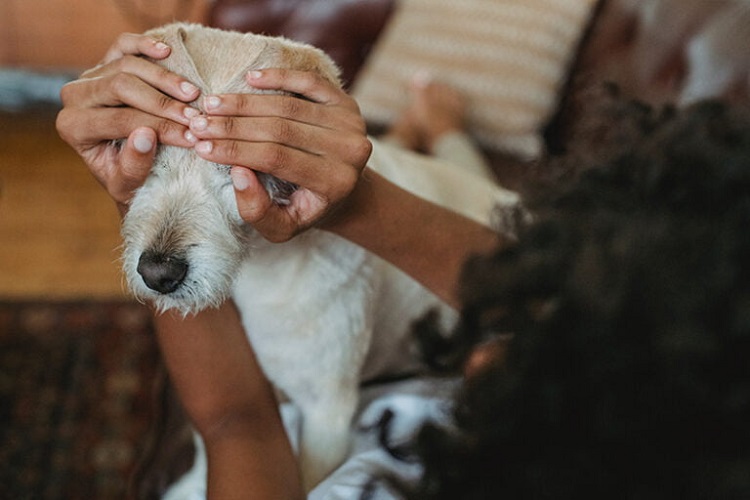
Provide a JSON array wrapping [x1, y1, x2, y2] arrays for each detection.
[[122, 23, 519, 491]]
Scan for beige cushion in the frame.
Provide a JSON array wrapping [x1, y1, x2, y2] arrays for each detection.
[[351, 0, 597, 160]]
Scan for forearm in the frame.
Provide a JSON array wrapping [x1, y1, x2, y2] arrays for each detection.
[[153, 303, 303, 499], [205, 417, 302, 500], [322, 169, 501, 309]]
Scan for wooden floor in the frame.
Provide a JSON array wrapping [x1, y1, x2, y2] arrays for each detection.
[[0, 107, 127, 300]]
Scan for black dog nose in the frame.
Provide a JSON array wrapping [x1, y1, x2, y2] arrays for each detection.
[[137, 253, 188, 294]]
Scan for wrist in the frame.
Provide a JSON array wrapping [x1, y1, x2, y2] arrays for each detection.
[[318, 167, 377, 238]]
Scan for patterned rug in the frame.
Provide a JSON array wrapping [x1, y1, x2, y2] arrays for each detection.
[[0, 301, 162, 499]]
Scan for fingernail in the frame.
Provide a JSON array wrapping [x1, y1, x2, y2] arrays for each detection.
[[133, 131, 153, 153], [231, 167, 251, 191], [248, 70, 263, 80], [412, 70, 432, 88], [184, 130, 197, 143], [181, 81, 199, 96], [204, 95, 221, 110], [191, 116, 208, 131], [154, 42, 170, 52], [195, 141, 213, 154], [183, 107, 200, 119]]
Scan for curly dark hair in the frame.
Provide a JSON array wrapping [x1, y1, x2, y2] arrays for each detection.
[[410, 98, 750, 499]]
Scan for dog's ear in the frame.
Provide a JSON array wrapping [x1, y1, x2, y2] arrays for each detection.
[[249, 37, 342, 89], [146, 23, 267, 98], [143, 23, 208, 98]]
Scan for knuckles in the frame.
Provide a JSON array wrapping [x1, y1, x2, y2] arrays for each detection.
[[265, 145, 290, 174], [270, 117, 295, 143], [58, 82, 79, 108], [350, 135, 373, 169], [54, 108, 77, 144], [220, 116, 236, 137], [279, 97, 302, 117], [109, 71, 137, 96]]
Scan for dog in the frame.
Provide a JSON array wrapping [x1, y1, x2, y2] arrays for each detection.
[[121, 22, 518, 491]]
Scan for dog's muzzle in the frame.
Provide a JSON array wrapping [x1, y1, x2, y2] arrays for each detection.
[[137, 252, 188, 294]]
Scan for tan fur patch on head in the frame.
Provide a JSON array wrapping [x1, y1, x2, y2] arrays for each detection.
[[143, 22, 341, 100]]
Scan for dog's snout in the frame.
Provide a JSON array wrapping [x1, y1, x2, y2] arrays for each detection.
[[137, 252, 188, 294]]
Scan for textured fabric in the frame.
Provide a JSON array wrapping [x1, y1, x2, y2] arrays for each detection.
[[0, 301, 160, 499], [351, 0, 597, 159]]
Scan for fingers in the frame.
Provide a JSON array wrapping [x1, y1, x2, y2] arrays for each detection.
[[188, 83, 371, 192], [60, 74, 198, 136], [199, 90, 364, 136], [221, 69, 365, 131], [58, 47, 199, 163], [83, 55, 200, 104], [99, 33, 171, 66], [72, 36, 201, 136], [120, 127, 157, 183], [194, 138, 363, 197], [247, 69, 365, 129], [199, 93, 332, 128], [187, 114, 344, 157], [56, 105, 193, 152], [245, 69, 347, 106], [110, 127, 158, 209], [67, 60, 200, 123]]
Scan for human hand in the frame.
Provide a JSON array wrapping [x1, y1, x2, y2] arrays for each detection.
[[55, 33, 200, 213], [187, 68, 372, 242]]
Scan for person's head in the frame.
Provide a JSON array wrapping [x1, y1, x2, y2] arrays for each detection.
[[414, 98, 750, 499]]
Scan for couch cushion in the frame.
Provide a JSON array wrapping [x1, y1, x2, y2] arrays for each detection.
[[351, 0, 598, 160]]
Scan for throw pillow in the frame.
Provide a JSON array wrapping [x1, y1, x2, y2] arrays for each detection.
[[351, 0, 598, 160]]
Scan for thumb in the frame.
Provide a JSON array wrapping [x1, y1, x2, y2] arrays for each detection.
[[231, 166, 298, 242], [231, 166, 274, 223], [120, 127, 157, 185], [113, 127, 157, 209]]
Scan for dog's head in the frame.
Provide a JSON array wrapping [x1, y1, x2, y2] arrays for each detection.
[[121, 23, 341, 314]]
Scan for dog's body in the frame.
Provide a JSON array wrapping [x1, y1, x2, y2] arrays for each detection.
[[122, 23, 518, 490]]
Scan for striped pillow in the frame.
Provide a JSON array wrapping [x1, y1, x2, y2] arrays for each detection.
[[351, 0, 597, 160]]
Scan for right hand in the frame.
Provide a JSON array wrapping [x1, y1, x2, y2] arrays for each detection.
[[55, 33, 200, 212], [186, 68, 372, 243]]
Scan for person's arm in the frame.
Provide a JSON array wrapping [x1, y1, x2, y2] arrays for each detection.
[[154, 303, 303, 499], [320, 169, 500, 309]]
